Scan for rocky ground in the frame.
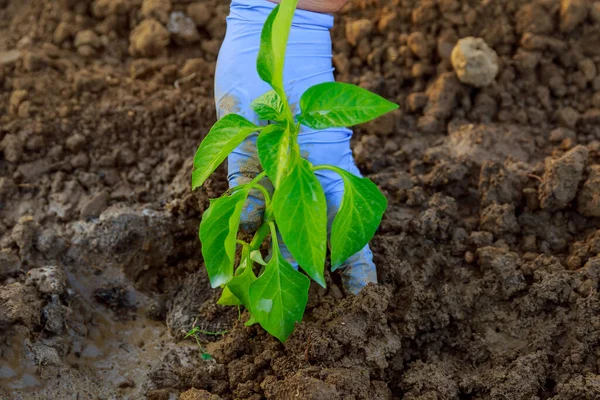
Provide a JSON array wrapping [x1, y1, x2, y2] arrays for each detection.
[[1, 0, 600, 399]]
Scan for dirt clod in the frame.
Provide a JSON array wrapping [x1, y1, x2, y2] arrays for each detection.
[[129, 19, 170, 58], [451, 37, 499, 87], [539, 145, 588, 211]]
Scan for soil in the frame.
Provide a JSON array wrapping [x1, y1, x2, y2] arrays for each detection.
[[1, 0, 600, 399]]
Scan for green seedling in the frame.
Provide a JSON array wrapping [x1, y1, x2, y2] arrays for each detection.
[[185, 325, 229, 360], [191, 0, 397, 342]]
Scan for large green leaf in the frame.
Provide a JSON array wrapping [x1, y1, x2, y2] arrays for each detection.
[[328, 167, 387, 270], [192, 114, 259, 190], [199, 189, 248, 287], [272, 154, 327, 287], [257, 124, 291, 188], [251, 90, 284, 121], [297, 82, 399, 130], [256, 1, 298, 94], [248, 247, 310, 342]]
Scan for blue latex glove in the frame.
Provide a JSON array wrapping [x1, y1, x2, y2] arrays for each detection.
[[215, 0, 377, 295]]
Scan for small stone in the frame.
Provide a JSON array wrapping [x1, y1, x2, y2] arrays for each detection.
[[417, 115, 441, 133], [578, 59, 597, 82], [0, 49, 21, 65], [556, 107, 580, 129], [129, 19, 170, 58], [0, 250, 21, 279], [186, 3, 210, 27], [80, 192, 110, 219], [77, 45, 97, 58], [378, 11, 398, 32], [17, 101, 31, 118], [578, 165, 600, 217], [180, 58, 209, 78], [180, 388, 221, 400], [451, 37, 499, 87], [66, 133, 87, 152], [480, 204, 519, 236], [23, 52, 48, 72], [345, 19, 373, 47], [35, 228, 67, 259], [539, 145, 588, 211], [200, 39, 220, 56], [0, 283, 42, 328], [116, 376, 135, 389], [42, 295, 66, 334], [1, 133, 23, 163], [407, 31, 429, 59], [141, 0, 172, 24], [560, 0, 588, 33], [92, 0, 129, 17], [81, 344, 103, 358], [26, 136, 44, 151], [407, 92, 428, 112], [117, 147, 137, 166], [549, 127, 575, 143], [70, 153, 90, 169], [26, 266, 67, 295], [74, 30, 101, 49], [9, 90, 28, 116], [167, 11, 200, 45]]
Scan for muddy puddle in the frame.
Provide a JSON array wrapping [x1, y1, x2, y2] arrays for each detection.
[[2, 265, 172, 399]]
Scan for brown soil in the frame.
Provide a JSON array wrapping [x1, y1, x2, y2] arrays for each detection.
[[2, 0, 600, 399]]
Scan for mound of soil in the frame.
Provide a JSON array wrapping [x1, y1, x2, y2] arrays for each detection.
[[1, 0, 600, 399]]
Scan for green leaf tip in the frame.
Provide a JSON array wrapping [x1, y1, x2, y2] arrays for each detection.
[[249, 246, 309, 342], [297, 82, 398, 130], [192, 114, 259, 190]]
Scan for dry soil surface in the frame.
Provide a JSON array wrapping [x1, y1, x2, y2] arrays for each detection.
[[2, 0, 600, 399]]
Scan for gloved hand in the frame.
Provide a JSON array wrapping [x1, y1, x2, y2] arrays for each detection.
[[214, 0, 377, 295]]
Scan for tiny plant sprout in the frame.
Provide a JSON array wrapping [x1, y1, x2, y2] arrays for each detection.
[[191, 0, 397, 342]]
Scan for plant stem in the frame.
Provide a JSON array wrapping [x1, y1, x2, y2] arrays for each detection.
[[250, 222, 270, 251], [268, 221, 279, 249], [253, 184, 272, 205], [248, 171, 267, 186], [311, 164, 341, 173]]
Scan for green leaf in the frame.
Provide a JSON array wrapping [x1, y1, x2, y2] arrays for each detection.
[[250, 250, 268, 266], [192, 114, 259, 190], [217, 286, 241, 306], [257, 124, 291, 188], [200, 189, 249, 287], [297, 82, 399, 130], [272, 154, 327, 287], [251, 90, 284, 121], [244, 314, 258, 327], [328, 167, 387, 270], [227, 260, 257, 311], [256, 1, 298, 94], [249, 246, 310, 342]]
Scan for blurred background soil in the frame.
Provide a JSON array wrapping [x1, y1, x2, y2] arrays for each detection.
[[1, 0, 600, 398]]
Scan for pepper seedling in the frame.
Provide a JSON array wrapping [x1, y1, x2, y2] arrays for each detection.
[[192, 0, 397, 342]]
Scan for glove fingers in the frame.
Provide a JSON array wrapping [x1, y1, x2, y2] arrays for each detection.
[[339, 246, 378, 295]]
